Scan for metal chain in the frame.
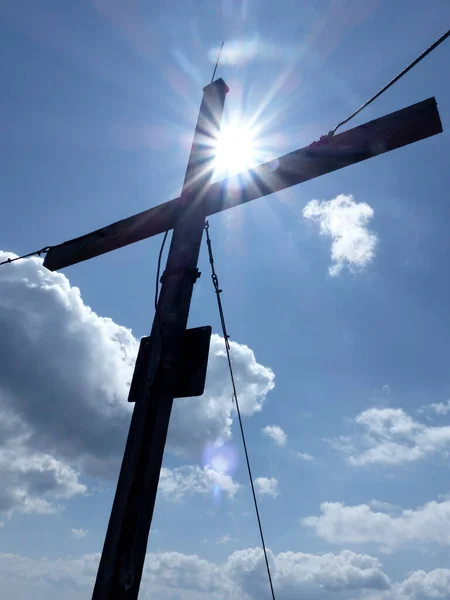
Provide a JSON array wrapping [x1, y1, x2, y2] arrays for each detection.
[[204, 220, 277, 600]]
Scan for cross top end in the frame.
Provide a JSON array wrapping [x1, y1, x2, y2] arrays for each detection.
[[203, 77, 230, 95]]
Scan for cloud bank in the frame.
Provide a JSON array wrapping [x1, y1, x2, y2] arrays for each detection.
[[0, 548, 392, 599], [0, 252, 274, 516]]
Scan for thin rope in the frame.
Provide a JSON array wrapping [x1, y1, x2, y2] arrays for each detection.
[[204, 220, 276, 600], [152, 230, 169, 367], [0, 246, 52, 267], [155, 231, 169, 313], [330, 27, 450, 136], [211, 42, 225, 84]]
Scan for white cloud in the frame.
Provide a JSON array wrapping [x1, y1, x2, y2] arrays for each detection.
[[159, 465, 240, 501], [325, 435, 356, 455], [0, 548, 392, 599], [294, 452, 315, 462], [169, 335, 274, 458], [419, 400, 450, 416], [303, 194, 377, 276], [0, 252, 274, 516], [368, 500, 399, 513], [254, 477, 279, 498], [398, 568, 450, 599], [329, 407, 450, 467], [71, 528, 87, 539], [0, 441, 86, 517], [262, 425, 287, 447], [0, 252, 138, 483], [302, 497, 450, 551], [216, 535, 238, 545], [262, 426, 314, 460]]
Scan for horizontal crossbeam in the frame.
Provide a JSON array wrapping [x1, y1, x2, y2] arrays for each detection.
[[44, 97, 442, 272]]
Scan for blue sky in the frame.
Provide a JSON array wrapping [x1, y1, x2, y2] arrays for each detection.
[[1, 1, 450, 598]]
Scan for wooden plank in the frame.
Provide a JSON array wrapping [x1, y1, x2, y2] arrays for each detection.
[[91, 79, 229, 600], [44, 97, 442, 271]]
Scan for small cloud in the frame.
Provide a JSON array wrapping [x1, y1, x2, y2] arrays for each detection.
[[303, 194, 377, 276], [262, 425, 287, 447], [295, 452, 315, 462], [70, 528, 87, 539], [325, 435, 356, 455], [382, 385, 390, 396], [0, 522, 4, 528], [216, 534, 238, 545], [419, 401, 450, 416], [368, 500, 399, 513], [254, 477, 279, 498]]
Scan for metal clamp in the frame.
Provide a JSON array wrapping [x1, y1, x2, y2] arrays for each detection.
[[160, 267, 201, 284]]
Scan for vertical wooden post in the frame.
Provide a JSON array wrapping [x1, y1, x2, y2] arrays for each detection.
[[92, 78, 229, 600]]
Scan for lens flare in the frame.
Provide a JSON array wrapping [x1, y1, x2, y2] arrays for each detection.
[[203, 441, 239, 475], [213, 117, 268, 180], [212, 484, 221, 500], [202, 441, 239, 501], [201, 442, 239, 503]]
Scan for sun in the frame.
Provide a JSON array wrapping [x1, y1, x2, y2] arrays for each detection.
[[213, 121, 260, 178]]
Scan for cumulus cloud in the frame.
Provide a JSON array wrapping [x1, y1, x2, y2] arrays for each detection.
[[71, 528, 87, 539], [262, 425, 287, 447], [4, 541, 445, 599], [254, 477, 279, 498], [0, 445, 86, 517], [328, 407, 450, 467], [0, 253, 274, 516], [169, 335, 274, 459], [398, 568, 450, 599], [303, 194, 377, 276], [302, 497, 450, 551], [0, 252, 138, 478], [0, 548, 392, 599], [159, 466, 239, 501]]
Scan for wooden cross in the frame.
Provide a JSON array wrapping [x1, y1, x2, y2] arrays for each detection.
[[42, 79, 442, 600]]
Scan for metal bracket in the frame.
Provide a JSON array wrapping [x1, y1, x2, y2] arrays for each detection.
[[160, 267, 201, 284], [128, 326, 212, 401]]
